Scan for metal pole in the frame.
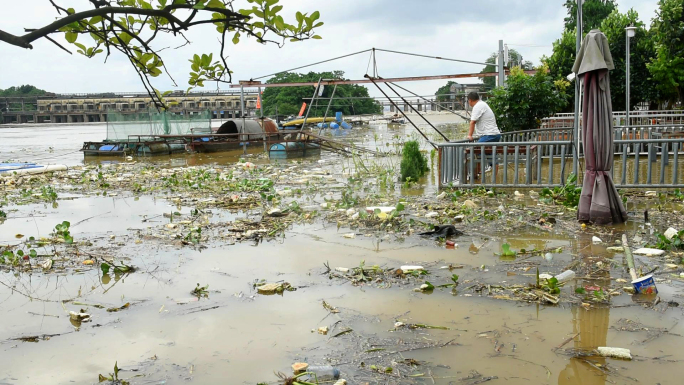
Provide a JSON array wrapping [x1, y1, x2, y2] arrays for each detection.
[[498, 40, 505, 87], [365, 75, 437, 149], [300, 77, 322, 133], [259, 86, 266, 151], [573, 1, 583, 177], [240, 85, 246, 154], [319, 84, 337, 135], [626, 31, 631, 127]]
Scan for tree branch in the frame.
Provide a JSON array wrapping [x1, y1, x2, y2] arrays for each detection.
[[0, 5, 248, 49]]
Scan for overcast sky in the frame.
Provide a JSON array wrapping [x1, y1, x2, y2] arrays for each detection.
[[0, 0, 660, 97]]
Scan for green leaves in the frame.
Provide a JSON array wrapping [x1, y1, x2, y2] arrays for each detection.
[[538, 173, 580, 208], [53, 221, 73, 244], [647, 0, 684, 106], [187, 52, 226, 89], [543, 277, 560, 295], [501, 243, 517, 257], [65, 31, 78, 43], [101, 262, 110, 275], [488, 64, 570, 132], [400, 140, 428, 182]]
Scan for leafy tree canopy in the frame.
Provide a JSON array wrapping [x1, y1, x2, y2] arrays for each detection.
[[0, 85, 48, 115], [0, 85, 48, 97], [600, 9, 657, 110], [0, 0, 323, 109], [487, 65, 570, 132], [261, 71, 381, 117], [480, 49, 533, 90], [434, 81, 457, 103], [564, 0, 617, 32], [647, 0, 684, 106]]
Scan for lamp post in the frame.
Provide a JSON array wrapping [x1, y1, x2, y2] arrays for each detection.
[[625, 26, 636, 126]]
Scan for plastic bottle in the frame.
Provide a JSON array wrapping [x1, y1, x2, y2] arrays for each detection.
[[303, 366, 340, 381], [555, 270, 576, 283]]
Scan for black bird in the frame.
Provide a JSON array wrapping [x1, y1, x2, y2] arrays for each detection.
[[419, 225, 464, 238]]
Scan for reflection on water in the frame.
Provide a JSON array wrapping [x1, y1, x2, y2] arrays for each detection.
[[559, 234, 610, 385], [558, 307, 610, 385]]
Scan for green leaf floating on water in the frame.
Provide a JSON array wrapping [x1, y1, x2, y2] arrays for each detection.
[[501, 243, 517, 257], [101, 262, 110, 275]]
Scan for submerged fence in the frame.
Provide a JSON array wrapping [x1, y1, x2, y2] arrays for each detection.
[[437, 128, 684, 189]]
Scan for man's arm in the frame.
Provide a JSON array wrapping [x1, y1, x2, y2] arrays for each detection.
[[468, 121, 476, 141]]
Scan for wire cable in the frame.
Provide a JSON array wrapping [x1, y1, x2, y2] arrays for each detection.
[[374, 48, 491, 67], [251, 49, 373, 81]]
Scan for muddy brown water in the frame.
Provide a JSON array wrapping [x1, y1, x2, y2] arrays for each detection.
[[1, 123, 684, 384]]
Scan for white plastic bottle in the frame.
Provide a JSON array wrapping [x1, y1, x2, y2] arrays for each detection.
[[555, 270, 576, 283]]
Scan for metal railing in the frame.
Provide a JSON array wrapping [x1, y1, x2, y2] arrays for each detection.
[[437, 137, 684, 189], [543, 111, 684, 128]]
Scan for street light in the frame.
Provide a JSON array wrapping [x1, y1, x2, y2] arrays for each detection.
[[625, 26, 636, 126]]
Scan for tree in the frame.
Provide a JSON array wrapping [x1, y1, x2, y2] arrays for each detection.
[[647, 0, 684, 107], [435, 81, 456, 102], [564, 0, 617, 32], [542, 28, 577, 112], [261, 71, 381, 117], [487, 65, 571, 132], [0, 85, 48, 116], [480, 49, 533, 90], [0, 0, 323, 109], [600, 9, 658, 111], [0, 85, 47, 97]]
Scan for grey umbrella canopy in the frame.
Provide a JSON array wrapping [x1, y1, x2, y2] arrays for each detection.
[[572, 30, 628, 225]]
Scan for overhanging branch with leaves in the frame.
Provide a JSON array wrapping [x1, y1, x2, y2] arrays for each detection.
[[0, 0, 324, 109]]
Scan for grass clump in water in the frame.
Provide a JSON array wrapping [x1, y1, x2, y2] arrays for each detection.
[[400, 140, 428, 182]]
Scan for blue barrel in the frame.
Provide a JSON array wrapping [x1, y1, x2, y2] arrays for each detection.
[[340, 121, 352, 129], [330, 122, 340, 129], [335, 111, 343, 122], [317, 123, 328, 129]]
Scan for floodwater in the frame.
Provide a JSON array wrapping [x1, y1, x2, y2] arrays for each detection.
[[1, 122, 684, 385]]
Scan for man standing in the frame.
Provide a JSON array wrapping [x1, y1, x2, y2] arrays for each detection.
[[466, 92, 501, 142]]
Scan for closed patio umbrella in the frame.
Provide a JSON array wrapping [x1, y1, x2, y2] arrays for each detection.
[[572, 30, 628, 225]]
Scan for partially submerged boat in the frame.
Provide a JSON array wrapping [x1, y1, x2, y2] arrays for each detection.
[[186, 118, 279, 153], [82, 110, 279, 156]]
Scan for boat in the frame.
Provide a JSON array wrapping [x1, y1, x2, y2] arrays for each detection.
[[186, 118, 279, 153], [0, 163, 68, 175], [83, 117, 280, 156]]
